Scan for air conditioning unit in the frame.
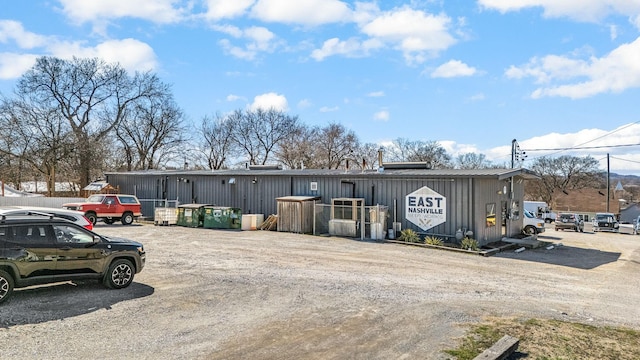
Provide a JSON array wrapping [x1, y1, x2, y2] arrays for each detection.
[[329, 219, 357, 237]]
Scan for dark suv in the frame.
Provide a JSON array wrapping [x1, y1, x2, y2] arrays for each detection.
[[555, 213, 584, 232], [0, 212, 145, 304]]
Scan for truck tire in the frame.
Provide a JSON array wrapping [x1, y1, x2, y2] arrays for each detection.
[[121, 212, 134, 225], [85, 212, 97, 225]]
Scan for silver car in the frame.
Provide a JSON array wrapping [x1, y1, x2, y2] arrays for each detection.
[[0, 206, 93, 231]]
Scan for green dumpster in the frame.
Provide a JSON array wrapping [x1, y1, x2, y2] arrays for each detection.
[[203, 206, 242, 229], [177, 204, 209, 228]]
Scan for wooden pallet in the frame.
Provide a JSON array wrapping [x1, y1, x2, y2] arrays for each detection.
[[260, 214, 278, 231]]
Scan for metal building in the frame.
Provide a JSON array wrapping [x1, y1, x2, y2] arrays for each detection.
[[105, 165, 537, 245]]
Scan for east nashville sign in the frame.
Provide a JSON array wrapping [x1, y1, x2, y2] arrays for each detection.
[[405, 186, 446, 231]]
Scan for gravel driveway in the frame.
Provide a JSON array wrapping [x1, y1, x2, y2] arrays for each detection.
[[1, 223, 639, 360]]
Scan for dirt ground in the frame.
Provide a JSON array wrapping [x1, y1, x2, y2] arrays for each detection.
[[1, 222, 639, 360]]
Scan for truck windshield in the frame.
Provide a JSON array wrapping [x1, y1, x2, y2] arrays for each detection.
[[86, 195, 105, 203]]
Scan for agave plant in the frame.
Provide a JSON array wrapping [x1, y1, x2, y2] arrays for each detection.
[[424, 236, 443, 246], [460, 237, 479, 251], [398, 229, 421, 243]]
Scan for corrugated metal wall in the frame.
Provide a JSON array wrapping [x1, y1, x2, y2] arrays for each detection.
[[106, 171, 525, 244]]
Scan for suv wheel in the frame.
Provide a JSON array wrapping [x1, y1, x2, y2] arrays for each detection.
[[0, 270, 15, 304], [121, 212, 134, 225], [104, 259, 135, 289]]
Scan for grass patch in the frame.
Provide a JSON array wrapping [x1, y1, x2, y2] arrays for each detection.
[[444, 317, 640, 360]]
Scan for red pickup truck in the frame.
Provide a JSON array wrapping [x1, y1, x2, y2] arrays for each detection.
[[62, 194, 142, 225]]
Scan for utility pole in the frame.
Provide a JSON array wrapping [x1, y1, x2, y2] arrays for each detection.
[[511, 139, 526, 169], [607, 153, 610, 212]]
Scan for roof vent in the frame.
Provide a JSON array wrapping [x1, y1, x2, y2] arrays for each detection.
[[248, 164, 282, 170]]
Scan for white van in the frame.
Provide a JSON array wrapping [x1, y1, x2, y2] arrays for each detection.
[[523, 209, 546, 235]]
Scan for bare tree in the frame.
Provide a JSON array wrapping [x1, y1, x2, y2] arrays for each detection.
[[198, 112, 238, 170], [352, 142, 380, 170], [0, 96, 75, 195], [456, 152, 493, 169], [274, 124, 318, 169], [527, 155, 602, 207], [314, 122, 359, 169], [384, 138, 452, 168], [15, 56, 164, 188], [230, 108, 300, 165], [115, 89, 187, 170]]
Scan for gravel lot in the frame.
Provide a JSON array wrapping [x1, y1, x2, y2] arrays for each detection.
[[1, 222, 639, 360]]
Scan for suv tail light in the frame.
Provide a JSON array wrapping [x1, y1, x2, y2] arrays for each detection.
[[82, 216, 93, 231]]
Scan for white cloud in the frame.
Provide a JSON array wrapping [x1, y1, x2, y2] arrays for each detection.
[[478, 123, 640, 173], [297, 99, 312, 108], [205, 0, 255, 20], [0, 53, 38, 79], [216, 25, 279, 60], [431, 60, 477, 78], [367, 91, 385, 97], [319, 106, 339, 112], [49, 38, 158, 72], [360, 7, 457, 64], [250, 0, 352, 26], [0, 20, 158, 78], [506, 37, 640, 98], [0, 20, 48, 49], [58, 0, 186, 25], [310, 37, 383, 61], [226, 94, 244, 102], [249, 92, 289, 111], [373, 110, 389, 121], [468, 93, 486, 101], [478, 0, 640, 24]]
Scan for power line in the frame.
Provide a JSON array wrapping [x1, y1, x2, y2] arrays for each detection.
[[524, 142, 640, 152], [523, 121, 640, 157], [610, 155, 640, 165]]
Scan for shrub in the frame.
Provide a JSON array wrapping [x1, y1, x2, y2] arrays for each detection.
[[461, 237, 479, 251], [424, 236, 444, 246], [398, 229, 421, 243]]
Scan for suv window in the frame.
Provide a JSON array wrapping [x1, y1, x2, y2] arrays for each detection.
[[118, 196, 139, 204], [13, 225, 52, 244], [53, 224, 94, 244]]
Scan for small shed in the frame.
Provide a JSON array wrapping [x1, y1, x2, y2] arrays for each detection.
[[276, 196, 321, 234], [83, 181, 119, 197]]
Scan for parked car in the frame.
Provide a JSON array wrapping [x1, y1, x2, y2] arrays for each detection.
[[523, 209, 546, 235], [0, 212, 145, 304], [0, 206, 93, 231], [592, 212, 619, 233], [554, 212, 584, 232], [633, 216, 640, 235], [62, 194, 142, 225]]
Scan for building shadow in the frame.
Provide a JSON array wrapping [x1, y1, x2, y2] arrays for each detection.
[[496, 244, 621, 270]]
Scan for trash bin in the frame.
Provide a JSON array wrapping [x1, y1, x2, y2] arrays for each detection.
[[203, 206, 242, 229], [177, 204, 209, 228]]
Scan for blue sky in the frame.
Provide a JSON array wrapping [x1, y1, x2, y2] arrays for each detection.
[[2, 0, 640, 174]]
